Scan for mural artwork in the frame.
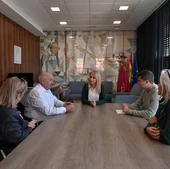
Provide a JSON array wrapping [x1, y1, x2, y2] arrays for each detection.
[[40, 31, 136, 90]]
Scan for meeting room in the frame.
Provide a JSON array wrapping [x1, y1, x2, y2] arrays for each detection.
[[0, 0, 170, 168]]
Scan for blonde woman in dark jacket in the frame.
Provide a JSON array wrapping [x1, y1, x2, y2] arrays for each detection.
[[81, 70, 106, 107], [0, 77, 36, 155]]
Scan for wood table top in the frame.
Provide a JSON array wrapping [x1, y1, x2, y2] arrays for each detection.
[[0, 103, 170, 169]]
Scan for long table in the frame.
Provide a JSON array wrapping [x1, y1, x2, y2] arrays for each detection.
[[0, 103, 170, 169]]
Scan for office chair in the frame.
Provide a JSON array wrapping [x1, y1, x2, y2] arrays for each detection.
[[0, 146, 13, 160], [0, 149, 6, 160]]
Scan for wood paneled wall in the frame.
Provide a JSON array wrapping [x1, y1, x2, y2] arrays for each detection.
[[0, 12, 40, 83]]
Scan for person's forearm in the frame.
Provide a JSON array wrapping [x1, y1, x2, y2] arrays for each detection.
[[96, 99, 106, 105], [128, 109, 156, 119]]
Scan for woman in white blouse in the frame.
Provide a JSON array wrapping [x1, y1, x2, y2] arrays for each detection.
[[81, 70, 106, 107]]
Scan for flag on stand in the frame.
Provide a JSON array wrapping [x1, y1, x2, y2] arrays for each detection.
[[117, 53, 130, 92], [130, 53, 138, 89]]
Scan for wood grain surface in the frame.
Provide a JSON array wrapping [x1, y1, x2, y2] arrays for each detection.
[[0, 13, 40, 83], [0, 103, 170, 169]]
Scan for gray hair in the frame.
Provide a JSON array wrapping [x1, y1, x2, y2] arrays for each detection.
[[38, 72, 53, 83]]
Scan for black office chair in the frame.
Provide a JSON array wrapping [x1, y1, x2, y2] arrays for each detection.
[[0, 146, 12, 161], [0, 149, 6, 160]]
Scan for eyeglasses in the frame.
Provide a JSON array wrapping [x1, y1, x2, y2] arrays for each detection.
[[161, 69, 170, 79], [18, 78, 27, 88], [20, 78, 27, 84], [17, 78, 27, 93]]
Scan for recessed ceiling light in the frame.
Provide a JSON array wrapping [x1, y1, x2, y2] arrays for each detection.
[[119, 6, 129, 10], [113, 21, 121, 24], [51, 7, 60, 11], [60, 22, 67, 25]]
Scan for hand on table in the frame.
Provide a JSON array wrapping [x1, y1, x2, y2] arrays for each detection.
[[146, 126, 160, 140], [90, 101, 96, 107], [64, 102, 72, 106], [65, 103, 75, 112], [123, 104, 129, 114]]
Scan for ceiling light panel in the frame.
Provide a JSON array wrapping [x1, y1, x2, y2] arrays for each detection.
[[119, 6, 129, 10], [51, 7, 60, 11], [113, 21, 121, 24], [60, 21, 67, 25]]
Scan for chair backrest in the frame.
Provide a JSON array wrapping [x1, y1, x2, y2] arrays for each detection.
[[130, 83, 143, 96], [69, 81, 86, 94], [115, 95, 140, 103], [0, 149, 6, 159], [102, 81, 113, 94], [20, 89, 31, 107]]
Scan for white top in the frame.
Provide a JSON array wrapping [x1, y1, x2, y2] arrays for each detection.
[[25, 84, 66, 121], [88, 88, 99, 101]]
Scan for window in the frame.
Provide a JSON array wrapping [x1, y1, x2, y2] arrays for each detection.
[[96, 58, 104, 70], [164, 24, 170, 57], [76, 58, 84, 73]]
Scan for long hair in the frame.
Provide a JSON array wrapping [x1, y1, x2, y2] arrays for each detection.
[[0, 77, 28, 108], [88, 70, 101, 94], [160, 69, 170, 104]]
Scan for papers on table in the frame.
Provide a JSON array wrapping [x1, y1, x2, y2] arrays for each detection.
[[116, 110, 125, 115]]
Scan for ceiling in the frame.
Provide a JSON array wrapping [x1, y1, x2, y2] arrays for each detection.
[[0, 0, 166, 36]]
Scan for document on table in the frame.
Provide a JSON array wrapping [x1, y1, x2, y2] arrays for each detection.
[[116, 110, 125, 115]]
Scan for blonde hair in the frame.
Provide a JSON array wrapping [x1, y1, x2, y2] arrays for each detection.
[[88, 70, 101, 94], [160, 69, 170, 104], [0, 77, 28, 108]]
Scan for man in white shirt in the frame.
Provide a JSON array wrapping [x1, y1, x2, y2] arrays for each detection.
[[25, 72, 75, 121]]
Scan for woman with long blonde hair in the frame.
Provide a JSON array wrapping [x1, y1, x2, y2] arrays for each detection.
[[145, 69, 170, 145], [0, 77, 36, 155], [81, 70, 106, 107]]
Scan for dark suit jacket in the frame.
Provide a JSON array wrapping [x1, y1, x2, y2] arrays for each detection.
[[0, 105, 32, 149], [81, 83, 106, 106]]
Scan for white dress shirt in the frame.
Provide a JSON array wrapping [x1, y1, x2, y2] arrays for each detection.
[[25, 84, 66, 121], [88, 88, 99, 101]]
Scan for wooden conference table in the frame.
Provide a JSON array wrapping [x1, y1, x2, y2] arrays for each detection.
[[0, 103, 170, 169]]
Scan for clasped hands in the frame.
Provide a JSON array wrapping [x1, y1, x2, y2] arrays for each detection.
[[64, 102, 75, 112], [146, 116, 160, 140], [90, 101, 96, 107]]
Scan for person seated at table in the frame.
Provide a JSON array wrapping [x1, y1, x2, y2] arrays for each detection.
[[81, 70, 106, 107], [123, 70, 159, 119], [144, 69, 170, 145], [0, 77, 36, 155], [25, 72, 75, 121]]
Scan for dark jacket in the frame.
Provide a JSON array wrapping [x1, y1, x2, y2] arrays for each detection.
[[81, 83, 106, 106], [144, 99, 170, 145], [0, 105, 32, 149]]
